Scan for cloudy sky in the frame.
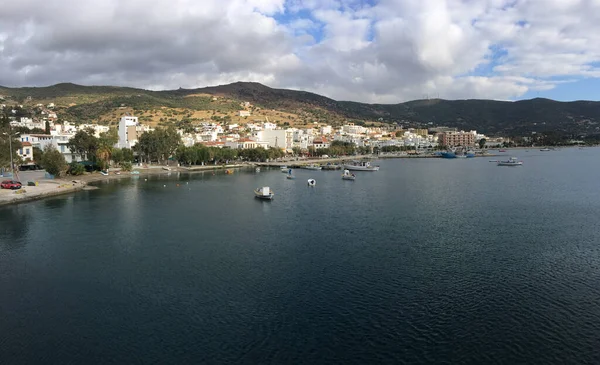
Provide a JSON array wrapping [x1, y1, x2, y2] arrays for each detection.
[[1, 0, 599, 103]]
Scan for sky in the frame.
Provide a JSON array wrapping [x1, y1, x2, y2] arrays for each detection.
[[1, 0, 600, 103]]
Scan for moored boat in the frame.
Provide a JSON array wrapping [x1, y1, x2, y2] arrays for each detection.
[[304, 164, 322, 170], [280, 166, 288, 172], [497, 157, 523, 166], [254, 186, 274, 200], [343, 161, 380, 171], [342, 169, 356, 180], [540, 148, 551, 151]]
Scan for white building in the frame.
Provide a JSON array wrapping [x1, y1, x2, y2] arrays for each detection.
[[117, 116, 139, 149], [256, 129, 294, 150], [320, 125, 333, 135], [342, 124, 367, 135], [263, 122, 277, 130], [20, 133, 79, 163]]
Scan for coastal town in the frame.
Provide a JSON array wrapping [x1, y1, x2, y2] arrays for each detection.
[[2, 100, 503, 170]]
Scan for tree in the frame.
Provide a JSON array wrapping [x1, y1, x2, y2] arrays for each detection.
[[111, 147, 123, 166], [33, 147, 43, 166], [68, 161, 85, 176], [135, 127, 180, 164], [0, 110, 22, 169], [478, 138, 487, 149], [41, 145, 67, 177], [68, 128, 98, 161], [121, 148, 134, 163]]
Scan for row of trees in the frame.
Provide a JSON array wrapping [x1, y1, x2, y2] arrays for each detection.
[[175, 145, 286, 165]]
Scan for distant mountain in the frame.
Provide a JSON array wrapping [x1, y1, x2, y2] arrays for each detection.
[[2, 81, 600, 136]]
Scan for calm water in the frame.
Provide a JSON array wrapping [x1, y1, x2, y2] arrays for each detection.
[[2, 148, 600, 364]]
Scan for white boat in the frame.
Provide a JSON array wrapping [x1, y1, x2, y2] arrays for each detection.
[[162, 166, 171, 171], [280, 166, 288, 172], [497, 157, 523, 166], [254, 186, 274, 200], [307, 179, 316, 186], [540, 148, 551, 151], [304, 164, 322, 170], [343, 161, 380, 171], [342, 169, 356, 181], [255, 167, 261, 172]]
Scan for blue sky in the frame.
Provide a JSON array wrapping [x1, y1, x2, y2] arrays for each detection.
[[1, 0, 599, 103]]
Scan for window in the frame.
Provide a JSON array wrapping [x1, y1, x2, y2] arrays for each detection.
[[26, 149, 30, 154]]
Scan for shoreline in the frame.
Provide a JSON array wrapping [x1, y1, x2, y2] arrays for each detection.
[[0, 152, 496, 207]]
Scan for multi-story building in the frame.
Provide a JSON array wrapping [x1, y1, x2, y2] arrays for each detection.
[[438, 131, 475, 147], [117, 116, 139, 149], [255, 129, 293, 151], [20, 133, 79, 162]]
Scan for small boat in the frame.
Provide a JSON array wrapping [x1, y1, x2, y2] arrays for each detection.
[[304, 164, 322, 170], [307, 179, 316, 186], [162, 166, 171, 171], [489, 160, 499, 162], [130, 170, 140, 175], [280, 166, 288, 172], [225, 169, 233, 174], [342, 170, 356, 181], [343, 161, 380, 171], [499, 149, 507, 152], [286, 169, 296, 179], [497, 157, 523, 166], [255, 167, 260, 172], [254, 186, 274, 200], [100, 170, 109, 176], [540, 148, 551, 151]]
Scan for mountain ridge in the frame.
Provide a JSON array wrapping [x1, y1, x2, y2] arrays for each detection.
[[2, 82, 600, 136]]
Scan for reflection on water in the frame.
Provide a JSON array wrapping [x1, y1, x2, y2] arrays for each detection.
[[0, 205, 31, 250]]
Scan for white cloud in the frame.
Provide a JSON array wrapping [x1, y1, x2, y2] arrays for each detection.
[[1, 0, 600, 102]]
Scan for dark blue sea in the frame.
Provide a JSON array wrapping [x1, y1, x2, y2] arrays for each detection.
[[2, 148, 600, 364]]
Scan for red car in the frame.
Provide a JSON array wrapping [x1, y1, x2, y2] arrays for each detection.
[[1, 180, 22, 190]]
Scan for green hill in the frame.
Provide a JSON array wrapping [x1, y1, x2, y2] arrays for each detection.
[[1, 82, 600, 136]]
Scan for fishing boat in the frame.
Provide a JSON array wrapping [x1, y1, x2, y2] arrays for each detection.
[[304, 164, 322, 170], [342, 169, 356, 181], [286, 169, 296, 179], [307, 179, 316, 186], [254, 186, 274, 200], [497, 157, 523, 166], [343, 161, 380, 171]]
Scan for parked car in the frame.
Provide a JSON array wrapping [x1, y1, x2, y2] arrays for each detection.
[[1, 180, 22, 190]]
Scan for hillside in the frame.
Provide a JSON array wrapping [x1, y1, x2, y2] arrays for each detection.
[[1, 82, 600, 136]]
